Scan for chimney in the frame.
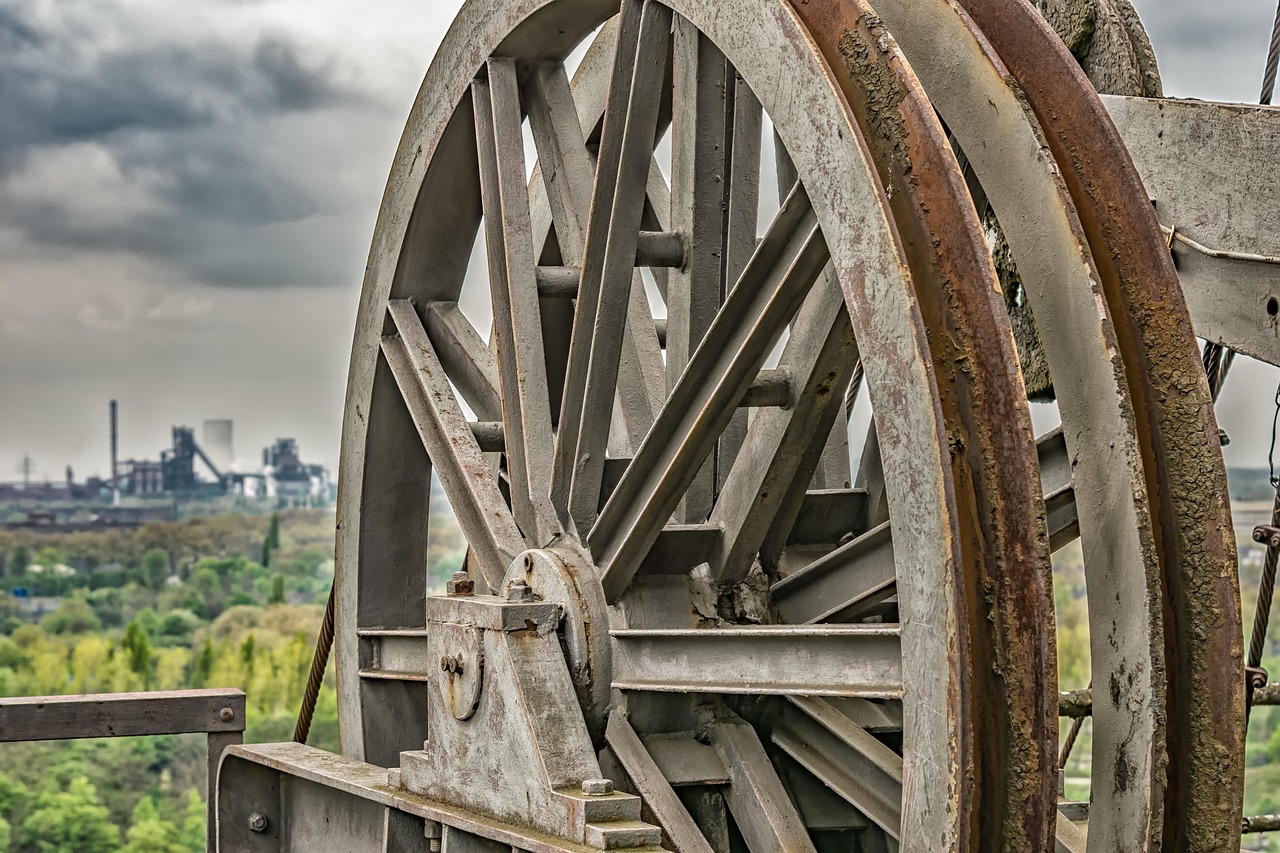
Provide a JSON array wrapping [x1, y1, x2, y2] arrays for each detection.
[[109, 400, 118, 485]]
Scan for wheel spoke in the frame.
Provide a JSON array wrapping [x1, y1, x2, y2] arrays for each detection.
[[715, 73, 764, 501], [667, 17, 731, 519], [473, 61, 559, 545], [422, 302, 501, 421], [711, 717, 819, 853], [525, 61, 665, 457], [609, 626, 901, 697], [774, 430, 1079, 625], [709, 275, 857, 582], [592, 186, 829, 600], [551, 0, 673, 534], [772, 522, 896, 625], [772, 697, 902, 840], [382, 300, 525, 590], [605, 711, 716, 853]]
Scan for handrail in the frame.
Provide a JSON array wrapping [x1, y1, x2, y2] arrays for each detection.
[[0, 688, 246, 853]]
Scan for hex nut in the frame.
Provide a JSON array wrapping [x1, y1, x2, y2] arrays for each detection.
[[505, 579, 534, 602], [581, 778, 614, 796], [248, 812, 269, 833], [446, 571, 475, 596]]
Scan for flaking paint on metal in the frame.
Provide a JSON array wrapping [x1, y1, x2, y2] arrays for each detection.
[[786, 3, 1057, 850], [954, 0, 1246, 847]]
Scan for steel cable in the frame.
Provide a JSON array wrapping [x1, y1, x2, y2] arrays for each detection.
[[1262, 0, 1280, 105], [293, 582, 336, 744]]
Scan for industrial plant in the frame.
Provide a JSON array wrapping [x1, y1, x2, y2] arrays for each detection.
[[1, 400, 333, 529]]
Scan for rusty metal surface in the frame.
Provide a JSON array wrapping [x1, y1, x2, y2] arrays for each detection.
[[788, 3, 1056, 849], [954, 0, 1246, 846], [867, 0, 1167, 847]]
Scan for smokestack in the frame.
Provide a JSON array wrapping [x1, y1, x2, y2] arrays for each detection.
[[109, 400, 118, 485]]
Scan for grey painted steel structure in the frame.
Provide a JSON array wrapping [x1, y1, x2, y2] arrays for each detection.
[[314, 0, 1272, 850], [0, 1, 1275, 850]]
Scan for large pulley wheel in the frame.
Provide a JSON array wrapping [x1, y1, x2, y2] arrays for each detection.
[[331, 0, 1242, 850]]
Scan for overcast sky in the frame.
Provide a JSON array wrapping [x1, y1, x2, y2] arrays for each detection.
[[0, 0, 1277, 483]]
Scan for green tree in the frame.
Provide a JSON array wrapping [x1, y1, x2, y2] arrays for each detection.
[[269, 573, 285, 605], [121, 796, 182, 853], [178, 790, 204, 851], [268, 513, 281, 550], [192, 568, 220, 598], [140, 549, 169, 592], [8, 545, 29, 577], [192, 639, 214, 688], [240, 633, 257, 679], [260, 539, 271, 568], [40, 594, 101, 635], [122, 622, 153, 688], [19, 776, 120, 853], [0, 815, 10, 851]]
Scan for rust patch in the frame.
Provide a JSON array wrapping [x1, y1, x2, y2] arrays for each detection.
[[955, 0, 1246, 847], [788, 3, 1058, 850]]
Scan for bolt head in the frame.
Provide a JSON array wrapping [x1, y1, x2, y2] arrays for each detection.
[[248, 812, 269, 833], [218, 706, 235, 723], [446, 571, 475, 596], [505, 579, 534, 602], [1255, 526, 1269, 543], [581, 778, 614, 796]]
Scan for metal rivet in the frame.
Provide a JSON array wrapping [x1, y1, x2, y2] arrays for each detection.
[[248, 812, 269, 833]]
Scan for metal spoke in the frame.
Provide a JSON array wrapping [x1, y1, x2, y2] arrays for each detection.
[[715, 73, 764, 500], [667, 16, 731, 520], [422, 302, 502, 421], [711, 717, 819, 853], [772, 697, 902, 840], [473, 61, 559, 545], [610, 626, 901, 697], [382, 300, 524, 591], [525, 61, 665, 457], [591, 187, 830, 601], [774, 430, 1080, 625], [551, 0, 674, 533], [709, 273, 857, 582], [605, 711, 716, 853]]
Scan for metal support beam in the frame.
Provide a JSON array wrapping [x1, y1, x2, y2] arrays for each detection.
[[610, 626, 901, 697]]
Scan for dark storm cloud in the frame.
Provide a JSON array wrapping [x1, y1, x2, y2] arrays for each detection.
[[0, 0, 392, 289]]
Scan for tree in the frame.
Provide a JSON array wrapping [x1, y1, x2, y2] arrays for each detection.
[[240, 633, 257, 678], [122, 622, 153, 688], [40, 594, 102, 635], [192, 639, 214, 688], [178, 791, 204, 851], [8, 545, 29, 577], [19, 776, 120, 853], [268, 513, 281, 550], [140, 549, 169, 591], [269, 573, 286, 605], [121, 795, 182, 853], [260, 539, 271, 568]]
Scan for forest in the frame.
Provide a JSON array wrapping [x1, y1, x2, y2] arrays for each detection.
[[0, 474, 1278, 849], [0, 494, 464, 852]]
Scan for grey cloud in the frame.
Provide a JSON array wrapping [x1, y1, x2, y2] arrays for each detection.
[[0, 0, 392, 289]]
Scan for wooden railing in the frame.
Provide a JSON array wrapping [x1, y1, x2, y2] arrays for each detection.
[[0, 688, 246, 852]]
